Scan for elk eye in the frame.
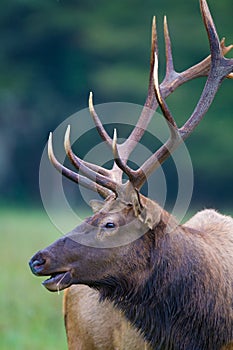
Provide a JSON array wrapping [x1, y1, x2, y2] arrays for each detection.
[[105, 222, 115, 229]]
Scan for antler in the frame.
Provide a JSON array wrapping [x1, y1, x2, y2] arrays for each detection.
[[106, 0, 233, 189], [48, 0, 233, 197], [124, 0, 233, 189], [48, 132, 112, 198], [88, 11, 233, 168]]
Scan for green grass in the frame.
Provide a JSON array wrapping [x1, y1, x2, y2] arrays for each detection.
[[0, 207, 68, 350]]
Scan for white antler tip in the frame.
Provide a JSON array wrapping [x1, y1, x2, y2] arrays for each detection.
[[112, 128, 118, 155], [89, 91, 94, 112], [64, 125, 71, 152], [48, 132, 54, 160], [164, 15, 168, 27], [152, 16, 156, 26], [66, 124, 71, 137], [113, 128, 118, 147]]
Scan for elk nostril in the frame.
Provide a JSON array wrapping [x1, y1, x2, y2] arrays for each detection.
[[29, 257, 46, 275]]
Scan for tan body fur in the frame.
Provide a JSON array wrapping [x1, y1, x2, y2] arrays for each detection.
[[63, 285, 150, 350], [63, 209, 233, 350]]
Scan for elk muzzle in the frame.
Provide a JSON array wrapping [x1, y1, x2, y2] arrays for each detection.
[[29, 240, 74, 292]]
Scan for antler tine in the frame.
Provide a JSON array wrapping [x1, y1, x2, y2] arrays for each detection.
[[121, 16, 158, 157], [48, 132, 111, 198], [200, 0, 221, 60], [173, 37, 233, 85], [148, 16, 158, 95], [87, 17, 157, 178], [63, 125, 118, 194], [163, 15, 177, 82], [112, 129, 137, 183], [132, 0, 233, 189], [153, 50, 178, 139], [180, 0, 233, 137], [64, 125, 111, 178], [221, 38, 233, 79], [89, 92, 112, 147], [221, 38, 233, 57]]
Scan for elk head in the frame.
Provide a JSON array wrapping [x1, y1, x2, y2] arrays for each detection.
[[29, 0, 233, 293]]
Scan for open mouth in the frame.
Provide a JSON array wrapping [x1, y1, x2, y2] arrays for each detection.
[[42, 271, 72, 292]]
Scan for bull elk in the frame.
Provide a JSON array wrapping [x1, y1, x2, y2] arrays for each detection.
[[29, 0, 233, 349]]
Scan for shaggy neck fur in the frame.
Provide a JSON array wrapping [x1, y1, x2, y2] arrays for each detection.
[[90, 217, 233, 350]]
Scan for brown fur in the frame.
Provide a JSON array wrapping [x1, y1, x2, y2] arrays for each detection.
[[63, 283, 233, 350], [63, 285, 150, 350]]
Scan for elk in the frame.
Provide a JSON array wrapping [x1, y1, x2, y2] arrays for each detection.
[[29, 0, 233, 349]]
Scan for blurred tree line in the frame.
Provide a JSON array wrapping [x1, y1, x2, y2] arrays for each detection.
[[0, 0, 232, 209]]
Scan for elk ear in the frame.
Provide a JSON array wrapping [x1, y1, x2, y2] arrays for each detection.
[[133, 196, 162, 230], [89, 200, 105, 213], [142, 198, 162, 229]]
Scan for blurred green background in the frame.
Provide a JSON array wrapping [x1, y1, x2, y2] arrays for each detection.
[[1, 0, 232, 349]]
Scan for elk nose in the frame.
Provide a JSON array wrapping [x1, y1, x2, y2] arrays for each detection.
[[29, 255, 46, 275]]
